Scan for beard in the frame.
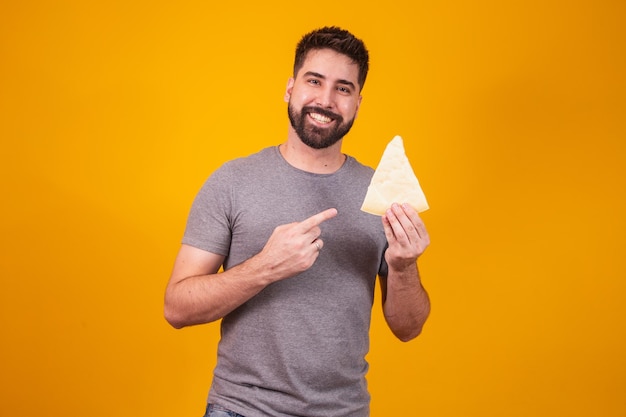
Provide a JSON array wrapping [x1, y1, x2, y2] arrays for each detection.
[[288, 104, 355, 149]]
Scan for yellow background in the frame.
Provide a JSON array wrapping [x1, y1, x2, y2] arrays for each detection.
[[1, 0, 625, 416]]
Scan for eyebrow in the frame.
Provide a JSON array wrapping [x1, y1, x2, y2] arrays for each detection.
[[303, 71, 357, 91]]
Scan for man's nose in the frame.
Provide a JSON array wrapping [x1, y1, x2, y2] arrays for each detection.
[[315, 86, 335, 108]]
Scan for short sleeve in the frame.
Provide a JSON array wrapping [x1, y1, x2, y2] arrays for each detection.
[[181, 166, 233, 256]]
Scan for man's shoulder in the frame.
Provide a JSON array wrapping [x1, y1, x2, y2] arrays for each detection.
[[344, 154, 375, 177], [213, 146, 277, 176], [223, 146, 276, 167]]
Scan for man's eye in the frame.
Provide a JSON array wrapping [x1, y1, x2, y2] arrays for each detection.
[[308, 79, 321, 85], [338, 86, 351, 94]]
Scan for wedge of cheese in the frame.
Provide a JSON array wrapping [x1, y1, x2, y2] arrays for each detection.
[[361, 135, 429, 215]]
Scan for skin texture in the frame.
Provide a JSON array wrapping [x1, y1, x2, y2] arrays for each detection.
[[164, 47, 430, 342]]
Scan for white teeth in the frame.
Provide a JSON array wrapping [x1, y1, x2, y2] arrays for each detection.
[[309, 112, 332, 123]]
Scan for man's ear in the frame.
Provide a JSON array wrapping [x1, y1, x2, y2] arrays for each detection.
[[284, 77, 295, 102], [355, 94, 363, 118]]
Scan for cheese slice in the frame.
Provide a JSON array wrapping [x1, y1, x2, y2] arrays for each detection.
[[361, 135, 429, 215]]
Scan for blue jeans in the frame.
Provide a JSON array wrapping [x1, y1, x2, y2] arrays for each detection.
[[204, 403, 246, 417]]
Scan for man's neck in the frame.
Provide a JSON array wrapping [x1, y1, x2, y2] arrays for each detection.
[[279, 136, 346, 174]]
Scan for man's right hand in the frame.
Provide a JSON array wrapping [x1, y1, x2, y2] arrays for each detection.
[[165, 208, 338, 328], [256, 207, 338, 281]]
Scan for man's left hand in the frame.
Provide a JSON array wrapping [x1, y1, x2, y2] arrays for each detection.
[[382, 203, 430, 271]]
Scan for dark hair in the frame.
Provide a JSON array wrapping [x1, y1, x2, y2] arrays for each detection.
[[293, 26, 370, 91]]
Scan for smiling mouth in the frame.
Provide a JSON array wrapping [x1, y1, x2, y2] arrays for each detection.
[[307, 106, 343, 126], [308, 112, 333, 124]]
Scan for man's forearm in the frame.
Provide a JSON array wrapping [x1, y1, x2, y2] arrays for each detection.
[[164, 256, 273, 328], [382, 263, 430, 342]]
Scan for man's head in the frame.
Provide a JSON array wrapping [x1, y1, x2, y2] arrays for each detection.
[[286, 27, 369, 150], [293, 26, 369, 92]]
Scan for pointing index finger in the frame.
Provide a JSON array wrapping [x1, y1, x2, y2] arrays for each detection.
[[299, 208, 338, 231]]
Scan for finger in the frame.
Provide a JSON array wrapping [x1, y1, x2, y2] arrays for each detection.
[[381, 214, 397, 242], [411, 215, 428, 241], [401, 203, 419, 222], [298, 208, 338, 232], [397, 203, 429, 240], [312, 238, 323, 252], [385, 204, 412, 242], [398, 203, 422, 240]]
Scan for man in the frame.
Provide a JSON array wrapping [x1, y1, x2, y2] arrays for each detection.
[[164, 26, 431, 417]]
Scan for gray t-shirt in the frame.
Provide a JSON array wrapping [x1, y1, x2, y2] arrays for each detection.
[[183, 146, 388, 417]]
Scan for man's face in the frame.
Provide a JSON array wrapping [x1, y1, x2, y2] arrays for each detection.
[[285, 49, 362, 149]]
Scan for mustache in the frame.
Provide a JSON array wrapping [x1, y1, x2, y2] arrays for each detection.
[[302, 106, 342, 121]]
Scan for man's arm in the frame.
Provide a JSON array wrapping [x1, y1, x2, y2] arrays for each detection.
[[379, 203, 431, 342], [164, 208, 338, 329], [164, 245, 267, 328]]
